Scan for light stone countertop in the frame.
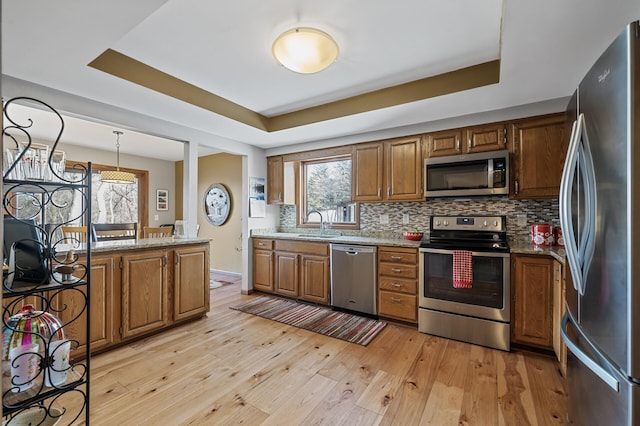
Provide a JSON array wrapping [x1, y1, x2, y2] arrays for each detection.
[[55, 237, 211, 255], [509, 240, 566, 263], [254, 232, 567, 260], [252, 232, 422, 249]]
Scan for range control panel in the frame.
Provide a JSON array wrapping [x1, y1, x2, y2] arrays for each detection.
[[431, 216, 506, 232]]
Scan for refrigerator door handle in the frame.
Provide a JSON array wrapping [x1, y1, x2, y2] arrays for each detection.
[[578, 116, 597, 293], [561, 312, 620, 392], [560, 117, 584, 294]]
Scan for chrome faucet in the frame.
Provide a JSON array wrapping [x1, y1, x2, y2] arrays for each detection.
[[307, 210, 327, 233]]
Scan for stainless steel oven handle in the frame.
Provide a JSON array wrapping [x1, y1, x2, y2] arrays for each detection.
[[419, 247, 510, 259]]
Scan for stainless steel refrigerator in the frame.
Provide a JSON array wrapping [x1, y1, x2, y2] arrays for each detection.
[[560, 21, 640, 425]]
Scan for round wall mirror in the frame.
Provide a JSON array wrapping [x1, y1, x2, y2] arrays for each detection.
[[203, 183, 231, 226]]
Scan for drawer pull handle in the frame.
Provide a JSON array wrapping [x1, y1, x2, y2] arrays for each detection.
[[390, 283, 402, 288], [391, 268, 402, 273], [391, 297, 402, 303], [390, 256, 402, 260], [258, 242, 265, 246]]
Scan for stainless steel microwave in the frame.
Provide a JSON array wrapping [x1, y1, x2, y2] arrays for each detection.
[[424, 150, 509, 198]]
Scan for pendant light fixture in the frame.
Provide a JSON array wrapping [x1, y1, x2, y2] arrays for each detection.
[[100, 130, 135, 184], [272, 27, 339, 74]]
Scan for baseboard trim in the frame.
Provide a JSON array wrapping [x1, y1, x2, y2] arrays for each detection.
[[210, 268, 241, 277]]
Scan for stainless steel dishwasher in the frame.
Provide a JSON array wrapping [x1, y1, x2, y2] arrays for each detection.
[[330, 244, 377, 315]]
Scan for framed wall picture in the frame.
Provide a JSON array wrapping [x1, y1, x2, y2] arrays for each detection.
[[156, 189, 169, 211]]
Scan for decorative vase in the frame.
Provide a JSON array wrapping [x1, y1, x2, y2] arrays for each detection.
[[2, 305, 66, 392]]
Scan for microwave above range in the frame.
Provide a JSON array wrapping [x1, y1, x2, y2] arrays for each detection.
[[424, 150, 509, 198]]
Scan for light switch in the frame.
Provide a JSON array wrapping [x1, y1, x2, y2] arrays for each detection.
[[154, 214, 159, 221], [380, 214, 389, 225]]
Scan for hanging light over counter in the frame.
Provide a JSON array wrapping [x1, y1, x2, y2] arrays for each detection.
[[101, 130, 135, 184]]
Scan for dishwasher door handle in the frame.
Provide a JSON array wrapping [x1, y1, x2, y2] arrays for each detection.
[[346, 251, 360, 256]]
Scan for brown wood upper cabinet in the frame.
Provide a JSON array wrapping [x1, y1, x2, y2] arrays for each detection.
[[510, 113, 568, 199], [353, 136, 423, 202], [267, 156, 296, 205], [267, 156, 284, 204], [425, 123, 507, 158]]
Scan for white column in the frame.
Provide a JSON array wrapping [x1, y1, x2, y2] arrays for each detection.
[[183, 142, 199, 237]]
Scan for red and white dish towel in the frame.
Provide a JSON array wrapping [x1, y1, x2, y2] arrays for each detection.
[[453, 250, 473, 288]]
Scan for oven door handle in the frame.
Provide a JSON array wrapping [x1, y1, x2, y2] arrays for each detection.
[[419, 247, 510, 259]]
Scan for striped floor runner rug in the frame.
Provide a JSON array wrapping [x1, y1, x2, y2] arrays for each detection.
[[230, 296, 387, 346]]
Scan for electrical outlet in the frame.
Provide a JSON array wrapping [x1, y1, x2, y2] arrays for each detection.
[[380, 214, 389, 225], [154, 214, 159, 221], [516, 214, 527, 226], [402, 213, 410, 224]]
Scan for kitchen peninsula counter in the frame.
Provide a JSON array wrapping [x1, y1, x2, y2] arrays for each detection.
[[87, 236, 211, 253], [69, 237, 210, 357]]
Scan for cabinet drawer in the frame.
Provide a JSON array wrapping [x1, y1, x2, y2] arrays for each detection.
[[379, 277, 417, 295], [275, 240, 329, 256], [378, 263, 417, 279], [378, 249, 417, 264], [379, 291, 417, 322], [253, 238, 274, 250]]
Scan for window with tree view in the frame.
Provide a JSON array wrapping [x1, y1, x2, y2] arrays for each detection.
[[7, 163, 146, 243], [303, 157, 357, 227]]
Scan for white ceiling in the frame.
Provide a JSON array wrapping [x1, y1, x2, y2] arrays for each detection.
[[2, 1, 640, 161]]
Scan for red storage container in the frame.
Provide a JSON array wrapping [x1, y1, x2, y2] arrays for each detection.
[[531, 224, 555, 247]]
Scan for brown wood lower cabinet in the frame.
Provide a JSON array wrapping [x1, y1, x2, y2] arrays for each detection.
[[50, 254, 115, 359], [121, 249, 170, 339], [511, 254, 554, 349], [377, 246, 418, 323], [53, 242, 209, 358], [553, 260, 568, 376], [255, 239, 330, 305], [252, 238, 274, 292], [275, 251, 299, 297], [300, 254, 330, 304], [174, 244, 210, 321]]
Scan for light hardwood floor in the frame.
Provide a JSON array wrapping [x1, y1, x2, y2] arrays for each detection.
[[65, 279, 566, 425]]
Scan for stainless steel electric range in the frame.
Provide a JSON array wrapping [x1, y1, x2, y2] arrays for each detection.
[[418, 215, 510, 351]]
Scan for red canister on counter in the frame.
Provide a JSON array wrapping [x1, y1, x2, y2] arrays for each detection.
[[531, 224, 555, 247], [555, 227, 564, 247]]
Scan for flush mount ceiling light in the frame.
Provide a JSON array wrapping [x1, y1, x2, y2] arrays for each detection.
[[101, 130, 135, 184], [272, 27, 339, 74]]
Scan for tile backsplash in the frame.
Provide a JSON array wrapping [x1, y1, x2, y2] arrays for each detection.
[[280, 196, 559, 242]]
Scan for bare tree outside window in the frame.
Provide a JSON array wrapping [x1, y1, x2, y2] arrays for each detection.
[[304, 157, 356, 225], [92, 174, 138, 224]]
